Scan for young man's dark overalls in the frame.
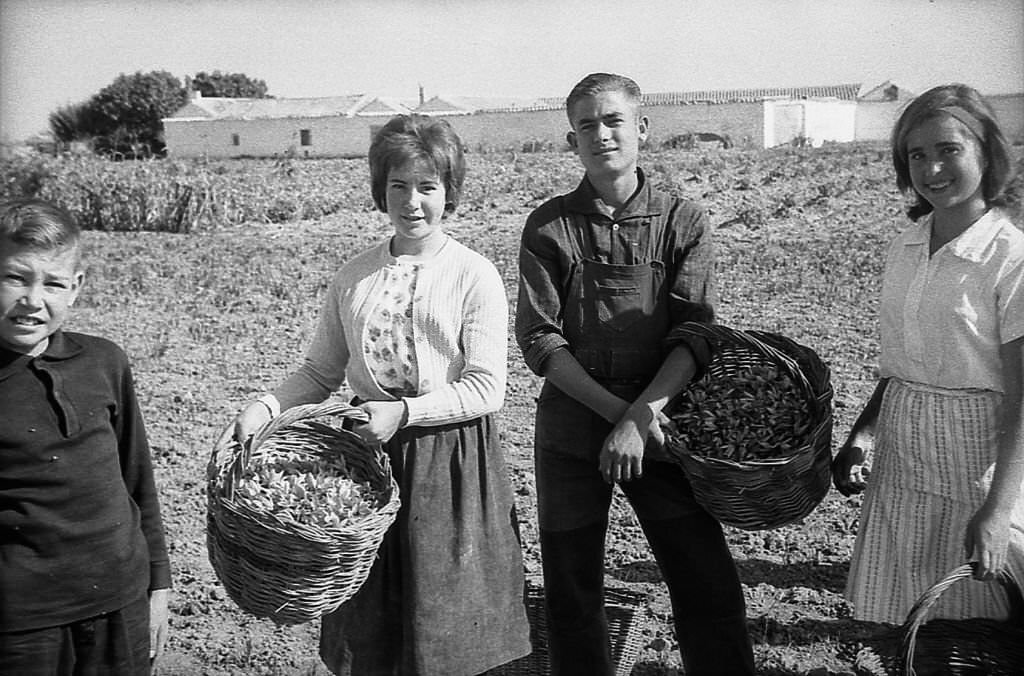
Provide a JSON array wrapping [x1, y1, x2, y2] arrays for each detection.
[[528, 185, 755, 676]]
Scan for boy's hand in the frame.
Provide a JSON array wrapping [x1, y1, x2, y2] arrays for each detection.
[[600, 406, 651, 483], [353, 400, 407, 444], [149, 588, 170, 669], [832, 442, 869, 496]]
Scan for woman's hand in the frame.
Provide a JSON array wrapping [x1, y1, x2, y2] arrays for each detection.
[[832, 440, 870, 496], [232, 401, 274, 448], [353, 400, 408, 444], [965, 503, 1012, 580], [212, 400, 273, 451]]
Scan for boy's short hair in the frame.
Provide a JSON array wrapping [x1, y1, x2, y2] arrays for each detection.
[[368, 114, 466, 215], [891, 83, 1016, 220], [0, 198, 82, 265], [565, 73, 642, 123]]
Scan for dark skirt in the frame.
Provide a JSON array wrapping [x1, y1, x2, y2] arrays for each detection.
[[319, 414, 532, 676]]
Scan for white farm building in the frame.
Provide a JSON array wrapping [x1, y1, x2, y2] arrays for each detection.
[[162, 81, 1023, 158], [162, 90, 552, 158]]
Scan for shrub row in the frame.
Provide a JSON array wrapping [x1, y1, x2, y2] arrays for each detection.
[[3, 143, 1019, 233]]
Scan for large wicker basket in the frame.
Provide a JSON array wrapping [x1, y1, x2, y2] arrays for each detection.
[[487, 578, 646, 676], [898, 563, 1024, 675], [663, 322, 833, 530], [206, 400, 401, 625]]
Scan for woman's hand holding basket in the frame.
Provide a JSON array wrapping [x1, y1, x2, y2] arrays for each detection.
[[832, 441, 870, 497]]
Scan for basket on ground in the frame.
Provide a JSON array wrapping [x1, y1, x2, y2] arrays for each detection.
[[487, 578, 646, 676], [897, 563, 1024, 675], [206, 400, 401, 625], [662, 322, 833, 530]]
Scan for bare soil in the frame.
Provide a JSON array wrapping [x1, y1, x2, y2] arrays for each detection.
[[62, 144, 1021, 675]]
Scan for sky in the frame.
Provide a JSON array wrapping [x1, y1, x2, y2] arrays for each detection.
[[1, 0, 1022, 143]]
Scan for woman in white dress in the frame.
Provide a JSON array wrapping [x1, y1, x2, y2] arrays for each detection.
[[833, 83, 1024, 623]]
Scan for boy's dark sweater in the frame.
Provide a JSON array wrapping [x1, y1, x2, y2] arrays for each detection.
[[0, 331, 170, 632]]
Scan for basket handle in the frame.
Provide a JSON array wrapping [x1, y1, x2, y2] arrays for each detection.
[[900, 562, 1023, 675], [247, 400, 369, 455], [212, 400, 371, 500], [669, 322, 815, 399]]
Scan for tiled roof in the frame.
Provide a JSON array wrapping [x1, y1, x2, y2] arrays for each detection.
[[166, 83, 867, 121], [357, 96, 417, 116], [518, 84, 864, 113], [168, 94, 370, 120], [641, 83, 862, 105], [417, 95, 550, 115]]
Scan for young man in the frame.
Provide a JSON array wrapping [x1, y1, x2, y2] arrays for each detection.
[[515, 73, 754, 675]]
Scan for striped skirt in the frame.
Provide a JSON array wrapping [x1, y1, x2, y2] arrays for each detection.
[[846, 378, 1024, 624]]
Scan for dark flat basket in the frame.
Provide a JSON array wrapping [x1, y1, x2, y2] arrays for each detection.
[[663, 322, 834, 530], [487, 578, 646, 676], [898, 563, 1024, 675], [206, 401, 401, 625]]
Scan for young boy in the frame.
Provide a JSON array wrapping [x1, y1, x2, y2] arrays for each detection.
[[515, 73, 755, 675], [0, 198, 171, 675]]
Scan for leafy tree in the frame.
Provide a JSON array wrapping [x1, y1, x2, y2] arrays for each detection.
[[88, 70, 188, 157], [48, 101, 96, 145], [189, 70, 270, 98]]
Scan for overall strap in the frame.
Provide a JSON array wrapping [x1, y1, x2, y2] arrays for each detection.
[[558, 196, 594, 261]]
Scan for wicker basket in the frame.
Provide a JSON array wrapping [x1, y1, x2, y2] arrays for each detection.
[[487, 578, 646, 676], [206, 400, 401, 625], [898, 563, 1024, 675], [663, 322, 833, 530]]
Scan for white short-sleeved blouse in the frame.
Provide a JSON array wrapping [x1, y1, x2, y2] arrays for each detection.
[[879, 208, 1024, 392]]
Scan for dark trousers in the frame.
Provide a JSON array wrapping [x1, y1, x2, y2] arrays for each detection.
[[0, 594, 150, 676], [537, 456, 755, 676]]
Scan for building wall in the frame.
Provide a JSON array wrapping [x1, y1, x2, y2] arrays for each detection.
[[854, 94, 1024, 144], [990, 93, 1024, 144], [855, 101, 904, 142], [164, 116, 380, 158], [644, 102, 765, 147], [431, 109, 567, 152], [164, 102, 768, 158], [436, 102, 766, 151], [163, 93, 1024, 158]]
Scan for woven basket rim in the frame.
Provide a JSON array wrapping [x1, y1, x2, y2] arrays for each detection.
[[661, 323, 834, 530], [205, 400, 401, 624], [663, 322, 832, 462], [900, 562, 1024, 673]]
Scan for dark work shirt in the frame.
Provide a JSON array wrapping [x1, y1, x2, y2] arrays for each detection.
[[515, 168, 717, 375], [0, 331, 171, 632]]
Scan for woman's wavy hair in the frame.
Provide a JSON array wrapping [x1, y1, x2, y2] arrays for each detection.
[[368, 115, 466, 215], [891, 83, 1016, 221]]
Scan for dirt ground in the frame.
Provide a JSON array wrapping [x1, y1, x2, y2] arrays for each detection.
[[60, 144, 1022, 675]]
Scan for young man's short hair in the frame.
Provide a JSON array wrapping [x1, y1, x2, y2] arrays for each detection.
[[0, 198, 82, 265], [368, 114, 466, 215], [565, 73, 643, 122]]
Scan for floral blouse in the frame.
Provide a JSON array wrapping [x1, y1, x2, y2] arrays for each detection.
[[364, 261, 420, 396]]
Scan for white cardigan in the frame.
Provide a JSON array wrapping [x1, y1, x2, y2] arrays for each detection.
[[272, 236, 509, 426]]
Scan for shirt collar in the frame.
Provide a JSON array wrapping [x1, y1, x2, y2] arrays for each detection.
[[563, 168, 663, 220], [0, 331, 82, 382], [377, 235, 451, 268], [0, 330, 82, 362], [41, 330, 84, 360], [905, 210, 1003, 262]]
